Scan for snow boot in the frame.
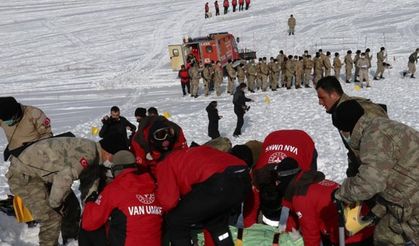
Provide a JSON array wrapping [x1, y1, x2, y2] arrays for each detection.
[[403, 71, 407, 77]]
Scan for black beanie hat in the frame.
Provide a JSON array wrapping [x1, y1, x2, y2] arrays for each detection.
[[230, 144, 253, 168], [0, 97, 21, 121], [99, 133, 128, 154], [135, 107, 146, 117], [332, 100, 365, 132]]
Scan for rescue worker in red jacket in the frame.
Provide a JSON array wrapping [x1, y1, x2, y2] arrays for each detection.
[[238, 0, 244, 11], [152, 139, 251, 246], [223, 0, 229, 14], [178, 64, 191, 96], [130, 117, 187, 169], [80, 150, 163, 246], [253, 157, 374, 245], [245, 0, 250, 10], [232, 0, 237, 12], [243, 130, 318, 227]]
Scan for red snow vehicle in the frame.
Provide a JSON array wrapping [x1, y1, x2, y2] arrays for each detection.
[[168, 32, 256, 70]]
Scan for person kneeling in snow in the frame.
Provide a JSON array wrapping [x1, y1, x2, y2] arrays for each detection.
[[149, 120, 251, 246], [80, 150, 163, 246]]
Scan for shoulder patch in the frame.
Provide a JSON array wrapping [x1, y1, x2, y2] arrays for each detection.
[[43, 117, 51, 127], [80, 157, 89, 169]]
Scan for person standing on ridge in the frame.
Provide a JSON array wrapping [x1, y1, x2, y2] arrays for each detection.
[[288, 15, 296, 35]]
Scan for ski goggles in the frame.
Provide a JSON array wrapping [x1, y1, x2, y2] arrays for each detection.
[[153, 127, 173, 141]]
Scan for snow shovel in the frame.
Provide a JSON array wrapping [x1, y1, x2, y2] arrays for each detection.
[[235, 203, 244, 246], [13, 195, 33, 223]]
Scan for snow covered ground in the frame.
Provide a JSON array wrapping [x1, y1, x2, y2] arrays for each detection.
[[1, 0, 419, 244]]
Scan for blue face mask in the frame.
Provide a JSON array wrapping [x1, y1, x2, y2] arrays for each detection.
[[3, 119, 15, 126]]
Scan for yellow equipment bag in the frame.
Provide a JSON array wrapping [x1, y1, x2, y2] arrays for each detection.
[[13, 195, 34, 223], [344, 202, 372, 236]]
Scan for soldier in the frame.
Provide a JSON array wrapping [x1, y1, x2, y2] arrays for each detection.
[[238, 0, 244, 11], [303, 54, 313, 88], [288, 15, 296, 35], [295, 56, 303, 89], [189, 62, 201, 98], [256, 58, 263, 90], [268, 57, 275, 89], [270, 59, 280, 91], [232, 0, 237, 12], [403, 48, 419, 78], [332, 100, 419, 245], [202, 64, 212, 96], [281, 56, 288, 88], [246, 59, 257, 92], [313, 52, 323, 86], [324, 51, 332, 76], [374, 47, 387, 80], [333, 52, 342, 80], [316, 76, 388, 177], [260, 57, 270, 91], [276, 50, 286, 86], [226, 59, 237, 94], [284, 55, 294, 89], [353, 50, 361, 82], [236, 63, 246, 84], [0, 97, 80, 245], [344, 50, 353, 83], [205, 2, 210, 18], [4, 136, 121, 246], [209, 61, 216, 91], [213, 61, 224, 96], [356, 52, 371, 88], [318, 49, 326, 77]]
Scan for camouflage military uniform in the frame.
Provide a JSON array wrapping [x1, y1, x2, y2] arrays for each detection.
[[270, 61, 280, 90], [323, 55, 332, 76], [6, 137, 102, 246], [285, 59, 294, 89], [353, 53, 361, 80], [260, 61, 270, 91], [256, 62, 262, 90], [189, 65, 201, 97], [246, 62, 257, 92], [213, 64, 224, 96], [202, 66, 212, 96], [313, 57, 323, 86], [374, 50, 387, 79], [344, 53, 353, 82], [295, 59, 303, 88], [333, 56, 342, 80], [356, 57, 370, 87], [237, 65, 246, 84], [226, 63, 237, 94], [303, 57, 313, 87], [335, 116, 419, 245], [276, 53, 286, 86]]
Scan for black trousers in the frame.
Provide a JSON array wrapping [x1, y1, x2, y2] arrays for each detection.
[[233, 107, 244, 135], [181, 83, 190, 95], [61, 190, 81, 242], [165, 167, 251, 246], [224, 7, 228, 14], [78, 226, 108, 246]]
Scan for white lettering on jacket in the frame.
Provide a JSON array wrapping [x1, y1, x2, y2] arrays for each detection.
[[265, 144, 298, 155], [128, 205, 162, 216]]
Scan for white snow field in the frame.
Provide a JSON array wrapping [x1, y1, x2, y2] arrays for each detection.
[[1, 0, 419, 244]]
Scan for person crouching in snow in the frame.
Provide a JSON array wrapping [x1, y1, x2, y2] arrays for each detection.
[[80, 150, 163, 246], [148, 121, 251, 246], [206, 101, 222, 139], [250, 130, 374, 246]]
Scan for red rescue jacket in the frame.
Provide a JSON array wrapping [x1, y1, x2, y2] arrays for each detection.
[[81, 169, 163, 246], [239, 0, 244, 4], [155, 146, 247, 212], [284, 179, 374, 246], [232, 0, 237, 6], [178, 69, 190, 84], [223, 0, 229, 7], [245, 0, 250, 4]]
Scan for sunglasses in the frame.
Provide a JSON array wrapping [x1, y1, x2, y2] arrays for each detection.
[[153, 127, 173, 141]]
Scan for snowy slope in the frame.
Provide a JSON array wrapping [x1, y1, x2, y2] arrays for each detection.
[[1, 0, 419, 244]]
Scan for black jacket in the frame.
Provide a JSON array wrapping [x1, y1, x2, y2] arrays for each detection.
[[206, 105, 221, 139], [99, 116, 136, 147], [233, 88, 251, 112]]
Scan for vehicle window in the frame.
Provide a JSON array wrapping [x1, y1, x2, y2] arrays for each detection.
[[172, 49, 179, 57], [206, 46, 213, 53]]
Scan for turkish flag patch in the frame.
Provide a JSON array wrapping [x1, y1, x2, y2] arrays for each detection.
[[80, 157, 89, 169], [43, 117, 51, 127]]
